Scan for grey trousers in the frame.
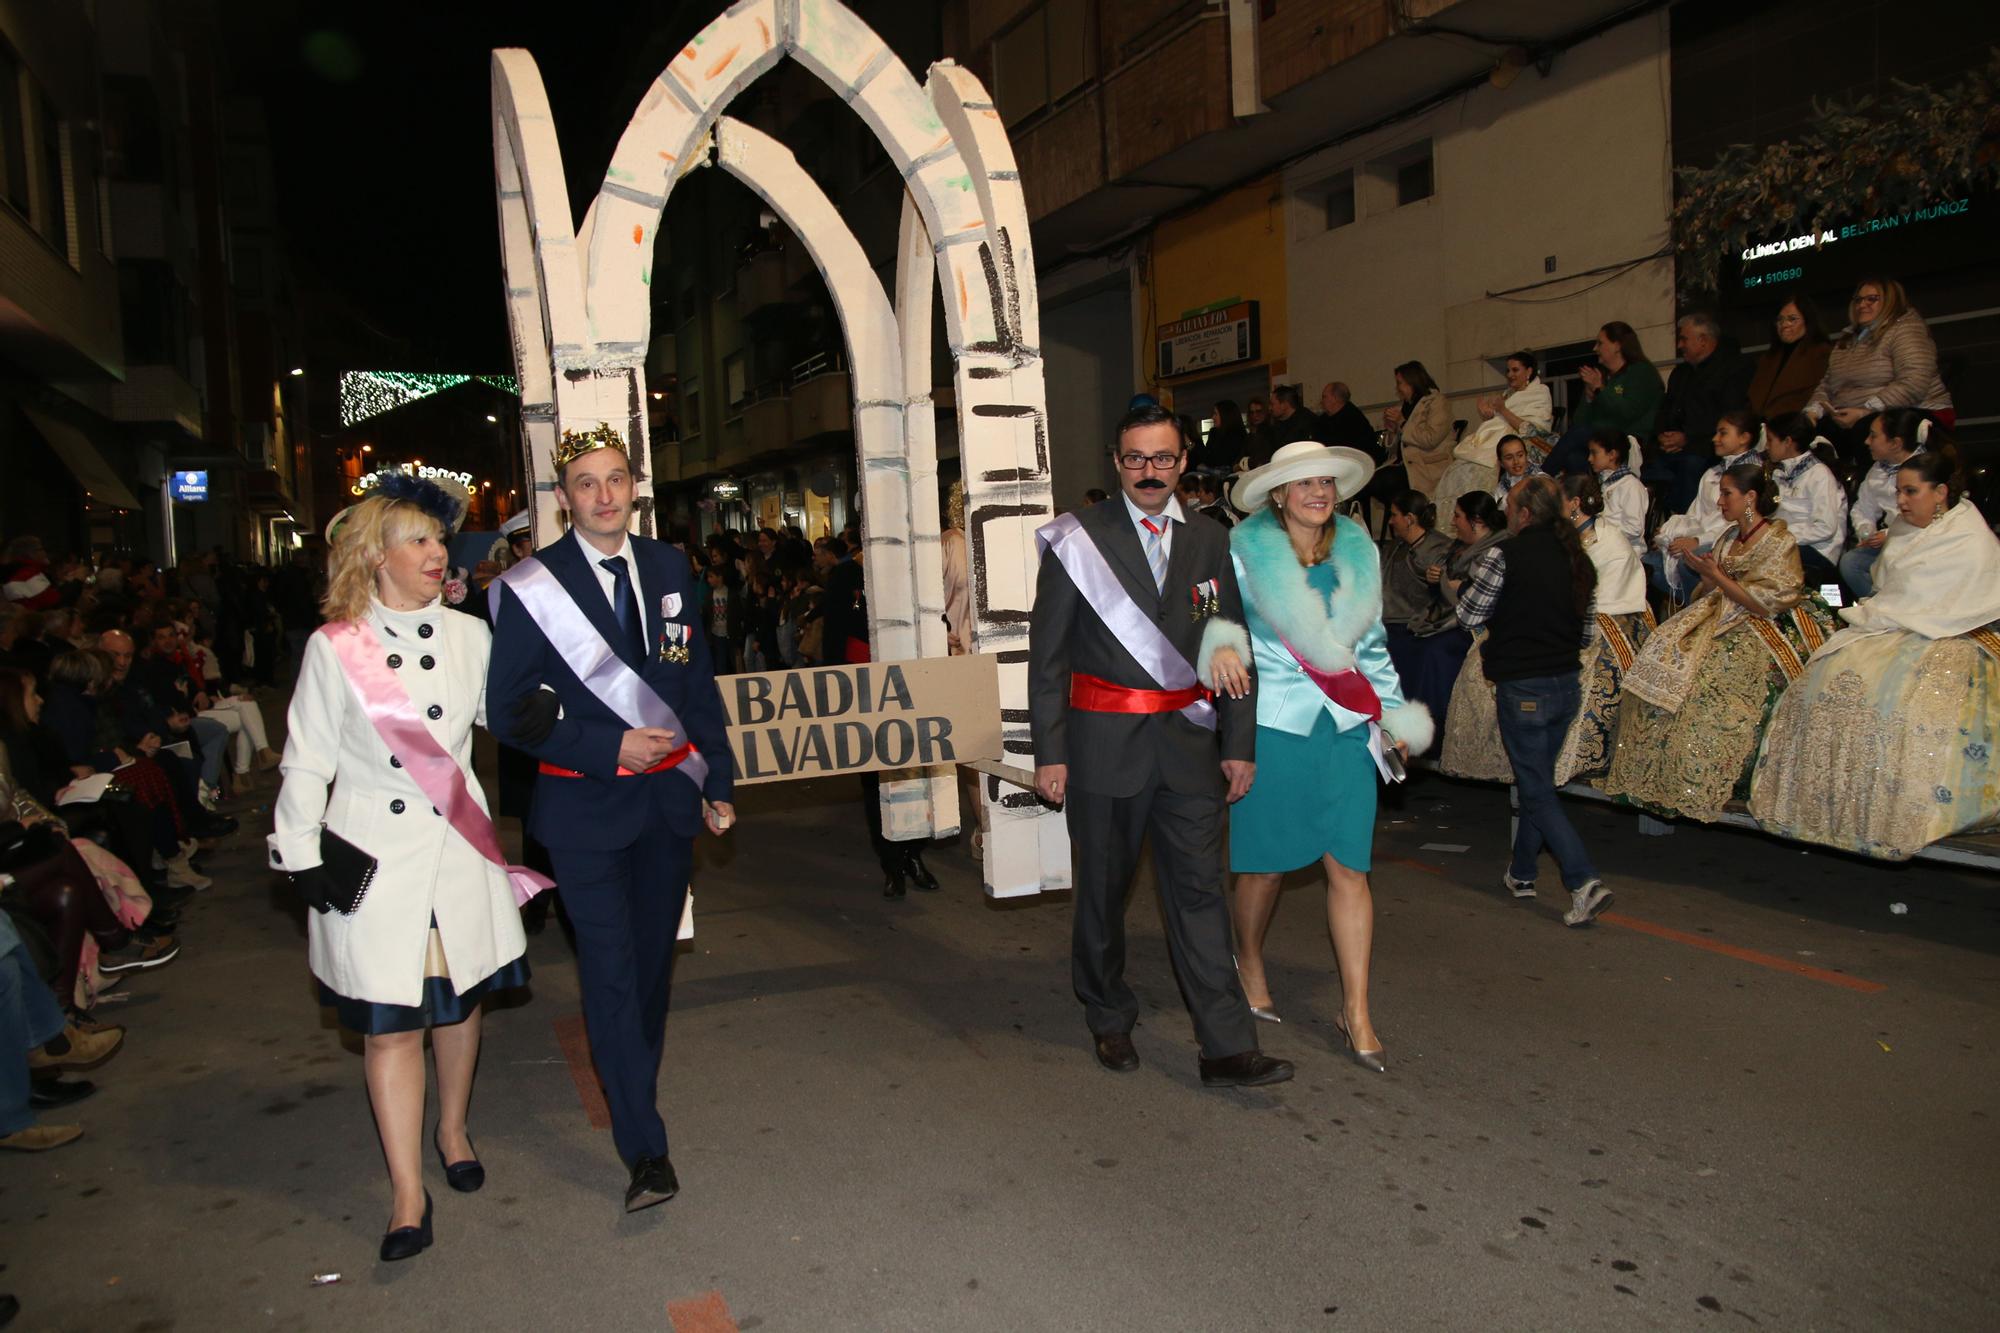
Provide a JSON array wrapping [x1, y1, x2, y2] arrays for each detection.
[[1065, 784, 1258, 1060]]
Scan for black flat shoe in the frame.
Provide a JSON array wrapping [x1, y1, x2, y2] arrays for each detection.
[[29, 1078, 96, 1109], [624, 1156, 679, 1213], [379, 1190, 433, 1262], [904, 847, 939, 892], [434, 1130, 485, 1193]]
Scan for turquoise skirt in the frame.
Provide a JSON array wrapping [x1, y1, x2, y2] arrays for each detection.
[[1229, 712, 1377, 873]]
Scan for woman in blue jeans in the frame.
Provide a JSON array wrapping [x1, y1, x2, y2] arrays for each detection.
[[1452, 474, 1612, 926]]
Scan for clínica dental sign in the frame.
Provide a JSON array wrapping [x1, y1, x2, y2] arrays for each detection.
[[723, 656, 1002, 785]]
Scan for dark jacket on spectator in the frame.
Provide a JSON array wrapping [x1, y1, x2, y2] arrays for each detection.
[[1658, 339, 1754, 455], [1316, 401, 1381, 460]]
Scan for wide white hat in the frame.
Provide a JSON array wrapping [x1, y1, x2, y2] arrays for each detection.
[[1233, 440, 1377, 514]]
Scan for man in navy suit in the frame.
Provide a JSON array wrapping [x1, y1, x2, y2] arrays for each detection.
[[487, 427, 735, 1212]]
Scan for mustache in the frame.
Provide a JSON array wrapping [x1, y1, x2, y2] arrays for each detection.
[[1134, 479, 1169, 490]]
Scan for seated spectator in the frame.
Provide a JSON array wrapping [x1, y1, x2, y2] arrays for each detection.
[[1380, 492, 1453, 640], [1385, 491, 1503, 755], [1542, 323, 1664, 476], [1763, 412, 1849, 590], [1587, 430, 1649, 552], [98, 629, 229, 805], [1196, 400, 1249, 473], [1750, 445, 2000, 859], [1649, 314, 1754, 513], [1193, 474, 1236, 528], [1248, 384, 1318, 470], [2, 537, 62, 611], [1605, 463, 1834, 822], [1841, 407, 1934, 599], [151, 621, 280, 779], [1316, 382, 1382, 460], [1436, 352, 1553, 511], [1244, 396, 1272, 463], [1746, 293, 1832, 421], [1440, 473, 1653, 786], [1382, 360, 1454, 498], [1489, 435, 1535, 507], [1646, 408, 1764, 602], [1, 909, 108, 1152], [1805, 276, 1955, 462]]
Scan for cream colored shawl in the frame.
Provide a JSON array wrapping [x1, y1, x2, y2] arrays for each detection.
[[1819, 500, 2000, 656]]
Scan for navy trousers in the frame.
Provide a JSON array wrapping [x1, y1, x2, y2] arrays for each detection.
[[549, 827, 693, 1167]]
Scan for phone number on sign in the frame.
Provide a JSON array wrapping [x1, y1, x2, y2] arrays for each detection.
[[1744, 266, 1804, 289]]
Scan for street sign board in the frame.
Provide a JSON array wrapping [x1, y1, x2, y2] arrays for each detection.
[[1156, 300, 1260, 379], [169, 471, 209, 502]]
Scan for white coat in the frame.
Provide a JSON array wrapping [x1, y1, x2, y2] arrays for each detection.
[[269, 598, 525, 1007]]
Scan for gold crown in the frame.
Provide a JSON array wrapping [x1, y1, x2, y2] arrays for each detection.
[[552, 422, 629, 471]]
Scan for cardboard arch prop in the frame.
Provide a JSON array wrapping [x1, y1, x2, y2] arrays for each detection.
[[491, 0, 1067, 896]]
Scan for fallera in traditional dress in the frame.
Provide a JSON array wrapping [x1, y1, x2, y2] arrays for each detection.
[[1749, 500, 2000, 859], [1603, 520, 1834, 822]]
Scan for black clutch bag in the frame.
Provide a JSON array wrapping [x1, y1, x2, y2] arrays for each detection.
[[318, 827, 380, 916]]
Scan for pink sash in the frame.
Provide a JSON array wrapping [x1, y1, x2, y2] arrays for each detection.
[[320, 621, 553, 906], [1280, 638, 1382, 722]]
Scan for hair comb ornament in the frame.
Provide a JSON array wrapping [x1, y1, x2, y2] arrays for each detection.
[[553, 422, 629, 472]]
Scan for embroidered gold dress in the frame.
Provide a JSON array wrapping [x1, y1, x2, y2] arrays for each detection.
[[1604, 520, 1832, 822], [1749, 501, 2000, 859]]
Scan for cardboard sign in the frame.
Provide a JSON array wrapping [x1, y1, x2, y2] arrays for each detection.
[[722, 655, 1002, 785]]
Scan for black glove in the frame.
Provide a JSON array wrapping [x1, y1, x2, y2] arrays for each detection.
[[509, 689, 561, 747], [290, 864, 337, 914]]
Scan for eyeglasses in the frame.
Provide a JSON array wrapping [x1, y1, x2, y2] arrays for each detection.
[[1854, 293, 1883, 304], [1116, 452, 1182, 470]]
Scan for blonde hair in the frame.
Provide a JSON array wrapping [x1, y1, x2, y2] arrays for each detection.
[[1843, 276, 1910, 344], [1265, 481, 1338, 566], [322, 497, 444, 624]]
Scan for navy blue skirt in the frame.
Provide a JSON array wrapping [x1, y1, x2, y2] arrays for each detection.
[[320, 951, 531, 1036]]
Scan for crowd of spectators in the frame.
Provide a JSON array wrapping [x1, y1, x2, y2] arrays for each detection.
[[1, 540, 305, 1152]]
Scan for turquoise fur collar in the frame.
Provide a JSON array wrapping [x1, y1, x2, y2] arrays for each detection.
[[1230, 508, 1381, 671]]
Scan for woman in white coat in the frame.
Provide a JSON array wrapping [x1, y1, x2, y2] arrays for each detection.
[[1434, 352, 1553, 510], [270, 480, 533, 1262]]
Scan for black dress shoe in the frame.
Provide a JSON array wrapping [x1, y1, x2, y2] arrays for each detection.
[[1198, 1051, 1295, 1088], [191, 813, 238, 839], [379, 1190, 433, 1262], [625, 1156, 679, 1212], [29, 1078, 96, 1109], [881, 865, 908, 900], [1093, 1032, 1140, 1072], [904, 847, 939, 892], [434, 1130, 485, 1193]]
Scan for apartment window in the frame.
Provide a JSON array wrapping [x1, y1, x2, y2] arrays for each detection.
[[724, 352, 748, 408], [1365, 139, 1434, 209], [38, 91, 73, 260], [0, 40, 25, 213], [1312, 170, 1355, 232], [992, 2, 1094, 128], [101, 77, 163, 183]]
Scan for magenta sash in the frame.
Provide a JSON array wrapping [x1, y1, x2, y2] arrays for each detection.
[[1278, 635, 1382, 721], [1035, 512, 1216, 730], [489, 556, 709, 790], [320, 621, 553, 907]]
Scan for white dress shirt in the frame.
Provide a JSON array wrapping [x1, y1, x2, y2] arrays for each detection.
[[1771, 454, 1850, 565], [1120, 490, 1185, 574], [1851, 449, 1921, 540], [575, 526, 646, 623]]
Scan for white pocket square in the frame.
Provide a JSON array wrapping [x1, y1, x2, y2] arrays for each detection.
[[660, 592, 682, 618]]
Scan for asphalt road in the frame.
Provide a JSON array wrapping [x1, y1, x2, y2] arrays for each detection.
[[4, 749, 1997, 1331]]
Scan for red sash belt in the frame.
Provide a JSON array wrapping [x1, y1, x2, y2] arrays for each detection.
[[539, 744, 695, 779], [1069, 673, 1211, 714]]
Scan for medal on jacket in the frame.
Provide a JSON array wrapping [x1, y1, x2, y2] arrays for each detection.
[[1190, 578, 1220, 622], [660, 621, 691, 664]]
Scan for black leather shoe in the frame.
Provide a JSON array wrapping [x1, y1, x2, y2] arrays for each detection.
[[434, 1130, 485, 1193], [624, 1156, 679, 1212], [191, 813, 238, 839], [1199, 1051, 1295, 1088], [29, 1077, 96, 1109], [1093, 1032, 1140, 1072], [379, 1190, 433, 1262], [904, 847, 939, 892], [882, 865, 908, 900]]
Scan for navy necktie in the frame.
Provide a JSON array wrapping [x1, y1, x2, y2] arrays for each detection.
[[599, 555, 644, 662]]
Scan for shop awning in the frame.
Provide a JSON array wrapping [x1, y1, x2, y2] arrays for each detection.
[[19, 405, 142, 510]]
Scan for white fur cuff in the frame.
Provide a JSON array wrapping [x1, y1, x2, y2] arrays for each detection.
[[1380, 701, 1435, 755], [1196, 617, 1252, 689]]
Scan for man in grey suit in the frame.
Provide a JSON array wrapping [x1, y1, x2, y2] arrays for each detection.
[[1029, 404, 1293, 1087]]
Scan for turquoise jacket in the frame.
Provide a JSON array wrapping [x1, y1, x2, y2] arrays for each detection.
[[1229, 510, 1432, 751]]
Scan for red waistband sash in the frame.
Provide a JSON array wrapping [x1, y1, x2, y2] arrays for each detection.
[[538, 745, 695, 779], [321, 621, 554, 907], [1069, 673, 1212, 714]]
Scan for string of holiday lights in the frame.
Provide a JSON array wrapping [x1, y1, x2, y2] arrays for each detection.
[[338, 371, 520, 427]]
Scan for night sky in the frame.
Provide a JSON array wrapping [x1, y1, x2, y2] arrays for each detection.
[[224, 1, 704, 372]]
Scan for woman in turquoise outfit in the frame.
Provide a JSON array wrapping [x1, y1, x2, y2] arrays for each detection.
[[1224, 441, 1435, 1071]]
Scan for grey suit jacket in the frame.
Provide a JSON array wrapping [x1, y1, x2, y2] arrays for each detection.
[[1028, 499, 1255, 798]]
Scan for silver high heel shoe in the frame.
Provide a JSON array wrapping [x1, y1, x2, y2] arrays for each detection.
[[1335, 1016, 1387, 1074]]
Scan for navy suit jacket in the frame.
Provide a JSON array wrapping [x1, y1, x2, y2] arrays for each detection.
[[487, 530, 736, 847]]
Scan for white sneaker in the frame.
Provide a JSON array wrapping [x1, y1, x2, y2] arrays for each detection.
[[1563, 880, 1612, 927], [1502, 872, 1537, 899], [198, 783, 220, 813]]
